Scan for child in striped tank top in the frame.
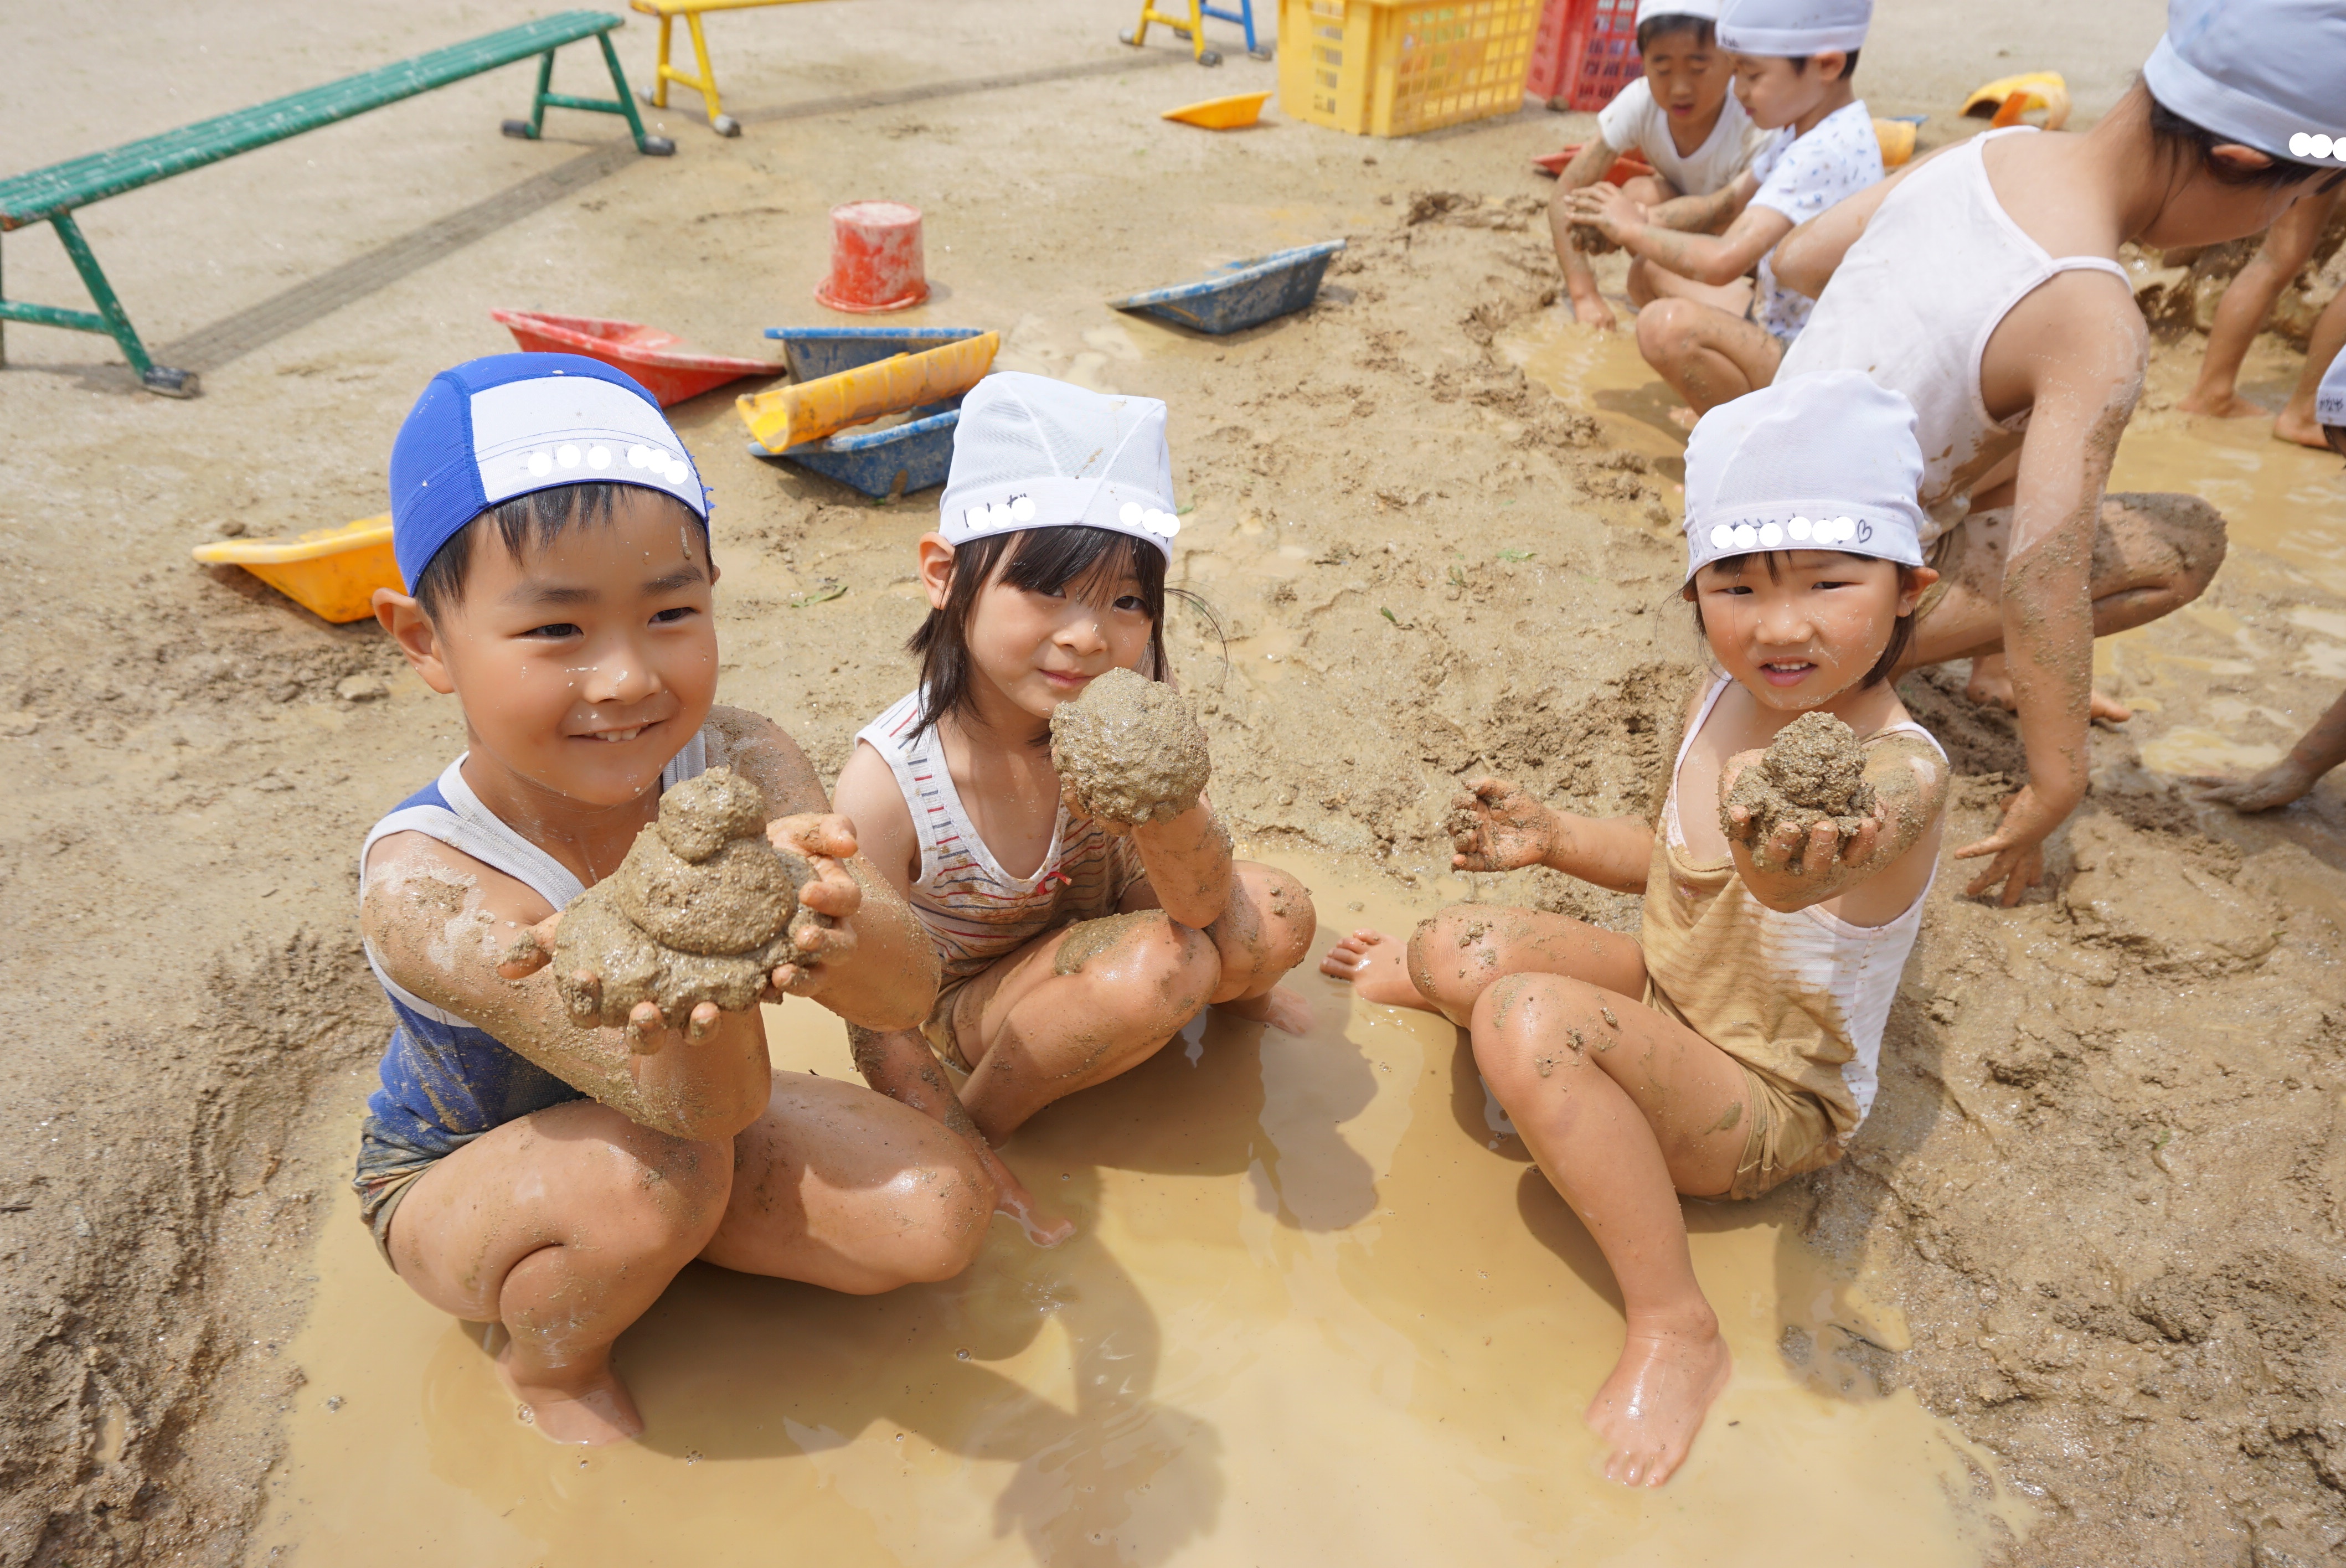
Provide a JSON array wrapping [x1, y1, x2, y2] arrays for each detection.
[[834, 375, 1318, 1239]]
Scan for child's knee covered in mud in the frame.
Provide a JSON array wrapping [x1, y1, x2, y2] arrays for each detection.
[[1053, 911, 1218, 1022], [1406, 905, 1515, 1005]]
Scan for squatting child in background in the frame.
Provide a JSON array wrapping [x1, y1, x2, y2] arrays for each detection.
[[2196, 345, 2346, 812], [833, 374, 1317, 1237], [1766, 0, 2346, 901], [359, 355, 985, 1447], [1546, 0, 1759, 330], [1324, 373, 1951, 1488], [2175, 182, 2344, 447], [1563, 0, 1881, 417]]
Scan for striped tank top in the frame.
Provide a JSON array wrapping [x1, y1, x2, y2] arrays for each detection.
[[855, 691, 1146, 993]]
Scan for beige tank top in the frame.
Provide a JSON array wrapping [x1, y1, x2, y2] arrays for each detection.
[[1641, 678, 1945, 1136], [1774, 127, 2132, 541]]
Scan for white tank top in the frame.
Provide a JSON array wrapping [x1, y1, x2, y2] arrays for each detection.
[[1775, 127, 2132, 542], [1652, 678, 1943, 1127], [855, 692, 1146, 993]]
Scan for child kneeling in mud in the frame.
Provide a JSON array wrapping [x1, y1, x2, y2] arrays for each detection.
[[1324, 371, 1951, 1487], [833, 374, 1317, 1232], [359, 355, 982, 1446]]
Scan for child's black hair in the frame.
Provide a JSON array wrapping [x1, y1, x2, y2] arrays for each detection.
[[1787, 49, 1859, 84], [2145, 90, 2345, 194], [411, 482, 708, 621], [907, 525, 1213, 741], [1685, 550, 1919, 689], [1634, 13, 1715, 52]]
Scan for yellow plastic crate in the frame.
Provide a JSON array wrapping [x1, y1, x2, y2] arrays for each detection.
[[1278, 0, 1541, 137]]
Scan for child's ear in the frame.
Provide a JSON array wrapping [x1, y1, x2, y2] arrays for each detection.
[[916, 533, 957, 611], [1896, 566, 1939, 617], [373, 589, 456, 696]]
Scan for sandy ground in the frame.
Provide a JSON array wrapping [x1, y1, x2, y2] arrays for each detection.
[[5, 1, 2346, 1563]]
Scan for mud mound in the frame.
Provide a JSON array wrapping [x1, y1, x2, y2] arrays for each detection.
[[1721, 710, 1876, 864], [1050, 668, 1210, 826]]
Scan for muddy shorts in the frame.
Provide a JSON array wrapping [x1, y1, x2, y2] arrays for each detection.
[[1644, 981, 1843, 1200], [352, 1116, 454, 1270]]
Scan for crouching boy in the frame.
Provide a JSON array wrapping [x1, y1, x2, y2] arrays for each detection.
[[357, 354, 986, 1445]]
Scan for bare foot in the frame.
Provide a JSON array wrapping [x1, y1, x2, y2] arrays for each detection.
[[2176, 387, 2265, 419], [2275, 408, 2332, 450], [1319, 930, 1434, 1010], [1217, 985, 1316, 1034], [1584, 1316, 1733, 1487], [495, 1339, 644, 1446], [1966, 654, 2131, 723]]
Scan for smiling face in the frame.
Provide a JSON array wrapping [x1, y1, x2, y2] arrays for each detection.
[[948, 545, 1156, 728], [1641, 24, 1729, 126], [387, 485, 720, 809], [1690, 550, 1929, 710]]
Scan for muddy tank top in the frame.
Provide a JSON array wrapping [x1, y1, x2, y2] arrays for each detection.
[[1642, 678, 1942, 1136], [353, 733, 708, 1161], [1774, 127, 2132, 541], [855, 691, 1146, 994]]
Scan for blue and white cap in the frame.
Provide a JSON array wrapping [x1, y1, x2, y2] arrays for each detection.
[[1682, 370, 1929, 582], [2318, 344, 2346, 429], [2144, 0, 2346, 168], [937, 372, 1180, 558], [388, 353, 709, 590], [1716, 0, 1870, 55]]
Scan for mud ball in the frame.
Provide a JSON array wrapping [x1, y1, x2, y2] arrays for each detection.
[[1049, 667, 1212, 826], [1719, 709, 1877, 855]]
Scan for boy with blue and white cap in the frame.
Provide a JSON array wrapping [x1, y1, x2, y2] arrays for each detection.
[[357, 352, 993, 1447], [2196, 342, 2346, 815], [1325, 369, 1951, 1489], [834, 372, 1317, 1173], [1563, 0, 1881, 414], [1765, 0, 2346, 905]]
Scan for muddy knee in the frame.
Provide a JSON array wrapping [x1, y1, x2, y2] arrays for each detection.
[[859, 1151, 996, 1290], [1635, 299, 1696, 361], [1405, 905, 1506, 1009], [1469, 974, 1600, 1100], [1054, 912, 1219, 1032], [583, 1120, 734, 1257], [1220, 864, 1317, 986], [2103, 491, 2228, 601]]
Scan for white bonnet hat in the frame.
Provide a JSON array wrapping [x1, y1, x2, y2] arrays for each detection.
[[1682, 370, 1929, 582], [2318, 344, 2346, 429], [1636, 0, 1720, 24], [938, 372, 1182, 556], [2143, 0, 2346, 168], [1716, 0, 1870, 55]]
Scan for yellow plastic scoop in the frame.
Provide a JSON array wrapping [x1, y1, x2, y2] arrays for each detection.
[[735, 331, 998, 453], [192, 514, 398, 623], [1162, 91, 1271, 130], [1960, 71, 2070, 130]]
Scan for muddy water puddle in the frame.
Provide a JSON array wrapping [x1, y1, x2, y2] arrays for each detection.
[[261, 853, 2024, 1567]]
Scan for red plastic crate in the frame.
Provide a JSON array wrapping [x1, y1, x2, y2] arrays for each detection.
[[1527, 0, 1639, 110]]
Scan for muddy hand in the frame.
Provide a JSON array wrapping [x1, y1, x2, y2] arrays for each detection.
[[763, 907, 853, 1001], [1448, 777, 1556, 872], [769, 811, 858, 864], [496, 912, 564, 978], [1561, 183, 1642, 245], [1058, 778, 1136, 838], [1953, 785, 2057, 907], [2189, 762, 2317, 813], [1717, 750, 1765, 845]]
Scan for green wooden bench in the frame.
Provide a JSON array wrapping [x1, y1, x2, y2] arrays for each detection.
[[0, 9, 671, 397]]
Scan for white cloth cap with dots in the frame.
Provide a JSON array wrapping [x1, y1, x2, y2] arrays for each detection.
[[937, 372, 1182, 556]]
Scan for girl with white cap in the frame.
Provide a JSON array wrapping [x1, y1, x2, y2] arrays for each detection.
[[1767, 0, 2346, 904], [1324, 372, 1952, 1488], [1545, 1, 1759, 330], [2194, 344, 2346, 813], [833, 373, 1317, 1222]]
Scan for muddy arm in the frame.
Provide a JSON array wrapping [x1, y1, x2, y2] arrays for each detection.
[[1127, 801, 1235, 931], [360, 835, 771, 1143], [1723, 735, 1948, 912], [1548, 134, 1626, 320], [1563, 171, 1780, 286], [1643, 179, 1744, 237]]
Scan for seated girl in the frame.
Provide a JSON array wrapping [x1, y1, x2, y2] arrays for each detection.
[[1323, 373, 1952, 1487], [832, 373, 1318, 1234]]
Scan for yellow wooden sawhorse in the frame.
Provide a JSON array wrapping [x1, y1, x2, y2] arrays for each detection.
[[630, 0, 829, 137]]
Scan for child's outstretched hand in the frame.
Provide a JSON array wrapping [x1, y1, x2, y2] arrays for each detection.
[[1718, 749, 1883, 879], [761, 812, 864, 999], [1446, 778, 1559, 872]]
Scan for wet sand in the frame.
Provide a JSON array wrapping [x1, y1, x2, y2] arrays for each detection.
[[259, 852, 2024, 1567]]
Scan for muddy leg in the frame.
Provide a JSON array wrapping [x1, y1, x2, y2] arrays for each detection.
[[1203, 861, 1318, 1033], [1471, 973, 1748, 1487], [955, 912, 1221, 1140], [1405, 904, 1646, 1027], [1633, 298, 1783, 420], [2277, 286, 2346, 450], [386, 1101, 733, 1446]]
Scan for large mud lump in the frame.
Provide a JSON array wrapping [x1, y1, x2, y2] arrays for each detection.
[[1050, 667, 1212, 826], [1720, 710, 1876, 849], [552, 767, 817, 1028]]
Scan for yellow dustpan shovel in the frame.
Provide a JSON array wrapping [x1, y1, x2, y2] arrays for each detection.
[[192, 515, 398, 623], [1960, 71, 2071, 130], [1162, 91, 1271, 130]]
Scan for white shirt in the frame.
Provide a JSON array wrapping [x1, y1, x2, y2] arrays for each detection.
[[1745, 99, 1883, 343], [1593, 76, 1760, 197]]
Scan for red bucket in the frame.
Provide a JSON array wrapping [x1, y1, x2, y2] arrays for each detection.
[[814, 200, 930, 314]]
